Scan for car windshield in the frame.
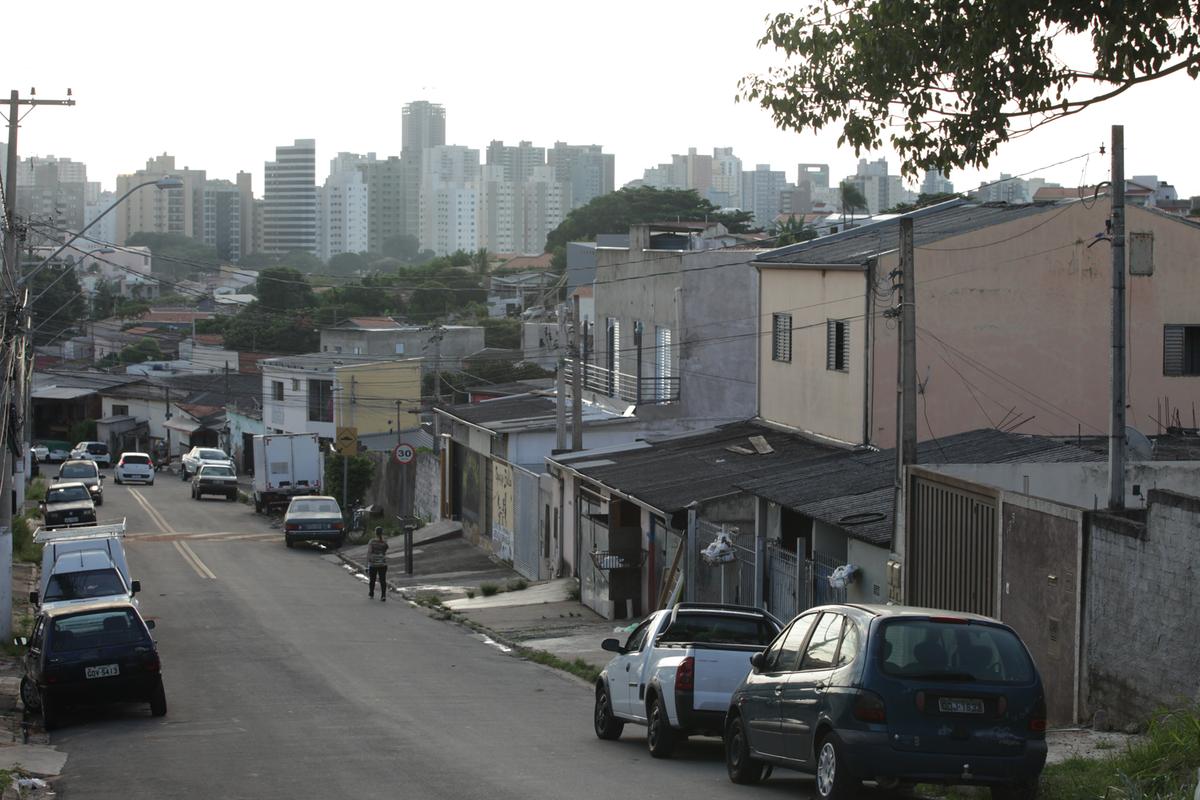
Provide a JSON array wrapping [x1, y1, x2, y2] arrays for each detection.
[[46, 486, 90, 503], [657, 612, 779, 646], [122, 454, 150, 465], [50, 610, 146, 651], [87, 444, 108, 454], [198, 450, 227, 461], [201, 466, 234, 477], [290, 500, 340, 515], [43, 569, 127, 601], [59, 464, 97, 479], [879, 619, 1035, 684]]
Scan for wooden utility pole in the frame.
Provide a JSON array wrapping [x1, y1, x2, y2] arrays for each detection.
[[1108, 125, 1127, 510]]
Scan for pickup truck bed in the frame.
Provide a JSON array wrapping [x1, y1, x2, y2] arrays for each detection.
[[595, 603, 781, 758]]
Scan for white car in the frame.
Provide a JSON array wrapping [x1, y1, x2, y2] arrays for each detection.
[[114, 452, 155, 485], [30, 444, 49, 461], [180, 447, 234, 480], [69, 441, 111, 467]]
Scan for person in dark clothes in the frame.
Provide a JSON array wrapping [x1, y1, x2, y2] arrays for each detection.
[[367, 527, 389, 601]]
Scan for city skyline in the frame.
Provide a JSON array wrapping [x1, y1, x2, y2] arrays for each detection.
[[6, 1, 1199, 202]]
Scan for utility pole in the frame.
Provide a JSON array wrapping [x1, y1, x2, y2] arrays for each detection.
[[555, 303, 567, 450], [893, 217, 917, 549], [571, 294, 584, 451], [1108, 125, 1127, 510]]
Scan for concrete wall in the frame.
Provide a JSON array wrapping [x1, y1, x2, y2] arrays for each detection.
[[1085, 490, 1200, 727], [320, 327, 484, 369], [334, 360, 422, 434], [846, 538, 890, 604], [100, 395, 168, 442], [758, 266, 867, 444], [363, 449, 440, 524]]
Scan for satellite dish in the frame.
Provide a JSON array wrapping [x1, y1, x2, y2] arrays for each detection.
[[1125, 427, 1154, 461]]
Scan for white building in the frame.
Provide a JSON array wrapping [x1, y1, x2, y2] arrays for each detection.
[[262, 139, 317, 256], [921, 169, 955, 196], [318, 152, 371, 261], [419, 145, 480, 256]]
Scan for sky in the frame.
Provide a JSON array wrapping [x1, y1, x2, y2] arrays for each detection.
[[6, 0, 1200, 199]]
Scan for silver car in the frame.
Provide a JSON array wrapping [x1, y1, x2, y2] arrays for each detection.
[[282, 496, 345, 549], [180, 447, 234, 480]]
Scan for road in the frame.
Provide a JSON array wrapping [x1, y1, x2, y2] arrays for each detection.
[[51, 472, 828, 799]]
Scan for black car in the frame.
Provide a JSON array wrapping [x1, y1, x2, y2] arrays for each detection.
[[191, 463, 239, 501], [41, 482, 98, 528], [57, 459, 105, 506], [20, 600, 166, 730]]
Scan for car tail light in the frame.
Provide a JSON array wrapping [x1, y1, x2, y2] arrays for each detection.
[[1029, 696, 1047, 732], [285, 523, 299, 531], [997, 695, 1008, 715], [333, 522, 344, 530], [915, 690, 926, 712], [853, 689, 887, 723], [144, 654, 161, 673], [928, 616, 968, 624], [675, 656, 695, 691]]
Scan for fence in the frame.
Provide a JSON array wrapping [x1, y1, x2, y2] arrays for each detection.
[[511, 466, 541, 580], [688, 520, 760, 607], [764, 542, 846, 621]]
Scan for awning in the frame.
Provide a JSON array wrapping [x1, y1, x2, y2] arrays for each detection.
[[31, 386, 95, 400], [164, 416, 201, 434]]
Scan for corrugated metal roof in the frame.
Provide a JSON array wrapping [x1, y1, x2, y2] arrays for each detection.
[[441, 395, 560, 427], [754, 200, 1060, 267]]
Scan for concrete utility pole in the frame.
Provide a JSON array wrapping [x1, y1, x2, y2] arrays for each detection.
[[555, 303, 567, 451], [0, 89, 75, 641], [571, 294, 584, 451], [1108, 125, 1127, 510], [893, 217, 917, 545]]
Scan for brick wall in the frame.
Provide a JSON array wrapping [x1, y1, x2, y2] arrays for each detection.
[[1085, 490, 1200, 726]]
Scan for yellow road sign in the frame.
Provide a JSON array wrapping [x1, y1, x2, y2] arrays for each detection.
[[335, 426, 358, 455]]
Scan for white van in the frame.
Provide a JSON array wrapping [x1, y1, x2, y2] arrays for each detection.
[[31, 521, 139, 609]]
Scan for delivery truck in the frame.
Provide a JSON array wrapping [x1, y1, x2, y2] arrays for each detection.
[[252, 433, 324, 513]]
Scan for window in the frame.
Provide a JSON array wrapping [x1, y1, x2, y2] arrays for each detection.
[[395, 343, 406, 354], [765, 613, 817, 672], [1163, 325, 1200, 376], [111, 404, 129, 416], [772, 313, 792, 363], [307, 379, 334, 422], [655, 326, 672, 401], [835, 619, 861, 666], [878, 619, 1035, 684], [624, 619, 653, 653], [272, 380, 284, 402], [292, 379, 300, 392], [799, 613, 843, 670], [827, 319, 850, 372]]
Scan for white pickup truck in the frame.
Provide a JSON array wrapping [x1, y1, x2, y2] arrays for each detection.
[[594, 603, 782, 758]]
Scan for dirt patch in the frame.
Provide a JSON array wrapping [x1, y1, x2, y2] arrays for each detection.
[[1046, 727, 1143, 765]]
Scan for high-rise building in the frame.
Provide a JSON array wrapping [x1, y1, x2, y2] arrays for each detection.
[[522, 165, 567, 255], [236, 171, 255, 262], [486, 140, 545, 183], [478, 163, 567, 256], [358, 156, 407, 254], [114, 154, 207, 245], [418, 145, 479, 256], [843, 157, 914, 214], [402, 101, 446, 155], [921, 169, 955, 196], [83, 188, 118, 248], [319, 152, 371, 260], [548, 142, 614, 209], [741, 164, 790, 228], [201, 180, 244, 261], [262, 139, 317, 256], [710, 148, 742, 208], [16, 156, 88, 246]]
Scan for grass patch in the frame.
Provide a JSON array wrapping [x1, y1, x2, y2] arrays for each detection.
[[507, 578, 528, 592], [12, 515, 42, 563], [465, 589, 476, 599], [520, 648, 600, 684], [25, 477, 46, 502], [480, 582, 500, 597]]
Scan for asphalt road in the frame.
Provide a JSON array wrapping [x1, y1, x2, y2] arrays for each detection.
[[51, 472, 829, 799]]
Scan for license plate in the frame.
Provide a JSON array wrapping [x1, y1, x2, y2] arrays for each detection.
[[85, 664, 120, 679], [939, 697, 984, 714], [64, 517, 78, 523]]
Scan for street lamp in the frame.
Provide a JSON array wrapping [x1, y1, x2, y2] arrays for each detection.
[[19, 175, 184, 286]]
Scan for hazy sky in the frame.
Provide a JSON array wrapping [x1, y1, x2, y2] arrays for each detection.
[[7, 1, 1199, 198]]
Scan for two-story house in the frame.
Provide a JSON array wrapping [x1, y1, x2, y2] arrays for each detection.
[[319, 318, 485, 373]]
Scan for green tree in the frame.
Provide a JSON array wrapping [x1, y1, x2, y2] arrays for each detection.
[[381, 234, 420, 262], [118, 337, 164, 364], [740, 2, 1200, 177], [256, 267, 315, 310], [27, 264, 85, 346], [478, 318, 521, 349], [839, 180, 869, 228], [772, 216, 818, 246], [328, 252, 368, 277], [324, 453, 376, 508], [279, 249, 324, 273], [884, 192, 961, 215], [223, 306, 319, 353], [126, 232, 221, 282], [238, 251, 277, 268], [91, 280, 118, 321]]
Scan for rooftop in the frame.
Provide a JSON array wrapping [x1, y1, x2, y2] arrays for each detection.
[[438, 392, 627, 433]]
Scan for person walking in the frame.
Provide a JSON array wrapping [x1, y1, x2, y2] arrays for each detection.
[[367, 527, 389, 601]]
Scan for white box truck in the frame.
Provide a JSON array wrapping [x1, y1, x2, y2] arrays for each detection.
[[31, 520, 140, 610], [252, 433, 324, 513]]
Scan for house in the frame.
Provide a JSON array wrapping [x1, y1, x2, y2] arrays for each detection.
[[754, 198, 1200, 449], [487, 271, 557, 317], [319, 318, 485, 372], [259, 354, 422, 441], [31, 371, 147, 443]]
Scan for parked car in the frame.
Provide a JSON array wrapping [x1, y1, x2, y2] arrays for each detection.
[[191, 464, 238, 501], [69, 441, 111, 467], [30, 443, 49, 461], [57, 459, 104, 506], [40, 483, 97, 528], [29, 449, 40, 478], [180, 447, 234, 481], [723, 604, 1047, 799], [114, 452, 155, 485], [594, 603, 783, 757], [32, 521, 138, 611], [282, 495, 345, 548], [19, 599, 166, 730], [39, 440, 72, 463]]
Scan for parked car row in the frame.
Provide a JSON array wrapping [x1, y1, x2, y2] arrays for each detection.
[[595, 602, 1047, 800]]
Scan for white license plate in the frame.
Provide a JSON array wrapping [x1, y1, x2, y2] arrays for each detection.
[[64, 517, 78, 523], [85, 664, 120, 679], [939, 697, 984, 714]]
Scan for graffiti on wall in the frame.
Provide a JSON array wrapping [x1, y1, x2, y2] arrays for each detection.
[[491, 460, 514, 561]]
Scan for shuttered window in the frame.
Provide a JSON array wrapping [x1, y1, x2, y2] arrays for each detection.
[[655, 326, 672, 401], [772, 313, 792, 363], [1164, 324, 1200, 376], [826, 319, 850, 372]]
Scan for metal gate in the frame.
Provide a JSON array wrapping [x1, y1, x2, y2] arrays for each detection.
[[691, 520, 760, 607], [907, 474, 998, 616], [764, 543, 846, 621], [512, 466, 540, 580]]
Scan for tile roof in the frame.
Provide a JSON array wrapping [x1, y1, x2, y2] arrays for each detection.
[[754, 200, 1059, 267], [498, 253, 554, 271]]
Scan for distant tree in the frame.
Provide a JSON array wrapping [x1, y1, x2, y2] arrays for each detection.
[[238, 251, 277, 268], [324, 453, 375, 508], [478, 318, 521, 349], [91, 280, 118, 321], [473, 248, 490, 275], [27, 264, 85, 346], [772, 216, 818, 246], [278, 249, 324, 274], [126, 232, 220, 282], [118, 337, 163, 364], [382, 234, 420, 262], [839, 181, 869, 227], [256, 267, 315, 310], [328, 252, 368, 277], [223, 307, 319, 354]]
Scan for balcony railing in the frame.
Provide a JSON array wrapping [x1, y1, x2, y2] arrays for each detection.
[[564, 358, 680, 406]]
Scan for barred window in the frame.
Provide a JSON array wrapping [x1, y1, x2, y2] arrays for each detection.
[[827, 319, 850, 372], [1163, 324, 1200, 376], [772, 313, 792, 363]]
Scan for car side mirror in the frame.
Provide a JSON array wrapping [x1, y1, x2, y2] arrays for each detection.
[[601, 637, 625, 654], [28, 591, 38, 605], [131, 580, 141, 595], [750, 652, 765, 672], [145, 620, 156, 630], [12, 637, 27, 648]]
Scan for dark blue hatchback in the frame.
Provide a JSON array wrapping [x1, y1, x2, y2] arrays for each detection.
[[724, 604, 1047, 799]]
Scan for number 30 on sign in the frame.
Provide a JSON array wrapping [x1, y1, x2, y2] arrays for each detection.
[[393, 443, 416, 464]]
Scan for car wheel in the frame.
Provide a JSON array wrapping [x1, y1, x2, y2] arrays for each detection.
[[115, 476, 122, 485], [148, 478, 154, 486], [180, 469, 188, 481], [593, 684, 624, 740], [815, 732, 856, 800], [646, 695, 678, 758], [254, 496, 263, 513], [726, 713, 766, 784], [285, 535, 294, 548], [991, 780, 1039, 800], [228, 493, 238, 502], [96, 496, 103, 507], [149, 679, 167, 717], [19, 676, 40, 711], [40, 692, 58, 731]]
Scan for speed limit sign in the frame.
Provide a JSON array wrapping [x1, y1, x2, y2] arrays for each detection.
[[392, 442, 416, 464]]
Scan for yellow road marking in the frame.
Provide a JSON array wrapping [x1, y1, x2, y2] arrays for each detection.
[[128, 489, 177, 535], [173, 540, 217, 579]]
